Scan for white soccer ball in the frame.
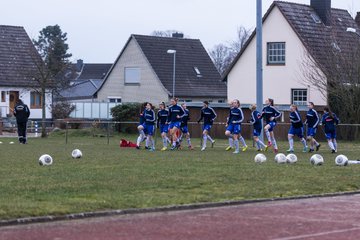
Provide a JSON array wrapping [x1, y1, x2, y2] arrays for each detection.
[[71, 149, 82, 159], [335, 154, 348, 166], [0, 141, 2, 144], [39, 154, 53, 166], [9, 141, 14, 144], [275, 153, 287, 164], [310, 154, 324, 166], [286, 154, 298, 164], [254, 153, 267, 163]]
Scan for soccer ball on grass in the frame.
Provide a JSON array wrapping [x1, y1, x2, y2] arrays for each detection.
[[310, 154, 324, 166], [39, 154, 53, 166], [71, 149, 83, 159], [254, 153, 267, 163]]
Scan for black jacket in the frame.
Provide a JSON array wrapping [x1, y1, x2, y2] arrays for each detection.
[[14, 103, 30, 123]]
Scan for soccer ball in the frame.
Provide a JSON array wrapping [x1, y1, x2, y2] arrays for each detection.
[[39, 154, 53, 166], [335, 154, 348, 166], [275, 153, 287, 164], [310, 154, 324, 166], [254, 153, 267, 163], [71, 149, 82, 159], [286, 154, 298, 164]]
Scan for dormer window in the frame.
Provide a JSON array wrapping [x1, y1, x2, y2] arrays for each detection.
[[194, 67, 202, 78], [331, 42, 341, 52]]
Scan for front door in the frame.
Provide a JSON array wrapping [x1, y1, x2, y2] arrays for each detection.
[[9, 91, 19, 115]]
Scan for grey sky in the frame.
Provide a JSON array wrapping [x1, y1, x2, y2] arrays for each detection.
[[1, 0, 358, 63]]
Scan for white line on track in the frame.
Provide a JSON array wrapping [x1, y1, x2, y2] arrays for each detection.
[[272, 227, 360, 240]]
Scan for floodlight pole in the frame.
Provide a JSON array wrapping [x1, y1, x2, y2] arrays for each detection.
[[256, 0, 264, 141], [167, 49, 177, 98]]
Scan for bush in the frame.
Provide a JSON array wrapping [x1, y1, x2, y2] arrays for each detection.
[[111, 103, 143, 133], [52, 101, 76, 119]]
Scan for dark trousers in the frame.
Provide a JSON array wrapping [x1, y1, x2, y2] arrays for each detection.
[[17, 121, 27, 143]]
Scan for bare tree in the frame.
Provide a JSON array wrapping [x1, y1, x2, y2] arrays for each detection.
[[208, 25, 251, 74], [301, 26, 360, 124]]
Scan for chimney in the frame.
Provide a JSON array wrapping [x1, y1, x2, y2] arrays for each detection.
[[172, 32, 184, 38], [76, 59, 83, 72], [311, 0, 331, 26], [356, 12, 360, 28]]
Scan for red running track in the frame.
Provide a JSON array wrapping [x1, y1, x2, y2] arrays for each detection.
[[1, 194, 360, 240]]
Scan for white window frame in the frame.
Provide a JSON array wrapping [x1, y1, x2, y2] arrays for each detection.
[[267, 42, 286, 65], [124, 67, 141, 84], [107, 97, 122, 103], [291, 89, 307, 106]]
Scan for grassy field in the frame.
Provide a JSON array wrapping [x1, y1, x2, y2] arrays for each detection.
[[0, 129, 360, 220]]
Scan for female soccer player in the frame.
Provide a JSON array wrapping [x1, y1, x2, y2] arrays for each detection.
[[167, 98, 185, 150], [287, 104, 308, 153], [225, 99, 247, 154], [179, 103, 193, 150], [250, 104, 267, 151], [136, 102, 148, 149], [197, 101, 217, 151], [322, 107, 340, 153], [261, 98, 281, 153], [157, 102, 170, 151], [305, 102, 321, 152], [143, 102, 156, 151]]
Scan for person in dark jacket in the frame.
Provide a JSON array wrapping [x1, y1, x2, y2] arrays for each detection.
[[13, 99, 30, 144], [321, 106, 340, 153]]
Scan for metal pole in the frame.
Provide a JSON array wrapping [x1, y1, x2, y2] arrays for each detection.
[[172, 53, 176, 98], [256, 0, 264, 142]]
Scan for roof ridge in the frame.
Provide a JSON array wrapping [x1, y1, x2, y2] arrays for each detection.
[[132, 34, 200, 41], [0, 25, 25, 29]]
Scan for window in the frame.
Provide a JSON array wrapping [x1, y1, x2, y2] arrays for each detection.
[[1, 91, 5, 102], [193, 67, 202, 78], [291, 89, 307, 106], [30, 92, 43, 109], [124, 67, 140, 84], [267, 42, 286, 65], [310, 13, 321, 24], [108, 97, 122, 103]]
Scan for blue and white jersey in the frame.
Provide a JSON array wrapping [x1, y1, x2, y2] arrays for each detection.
[[181, 109, 190, 127], [157, 109, 169, 126], [198, 107, 217, 125], [305, 108, 320, 128], [261, 105, 281, 124], [227, 107, 243, 125], [289, 110, 303, 128], [139, 109, 146, 125], [250, 110, 262, 130], [144, 109, 156, 125], [167, 104, 185, 123], [322, 112, 339, 133]]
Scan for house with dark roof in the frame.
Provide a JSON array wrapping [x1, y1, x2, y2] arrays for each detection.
[[95, 34, 227, 104], [0, 25, 52, 119], [223, 0, 360, 107]]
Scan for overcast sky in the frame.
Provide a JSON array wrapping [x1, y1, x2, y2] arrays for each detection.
[[1, 0, 359, 63]]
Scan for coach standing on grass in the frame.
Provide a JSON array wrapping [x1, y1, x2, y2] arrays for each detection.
[[13, 99, 30, 144]]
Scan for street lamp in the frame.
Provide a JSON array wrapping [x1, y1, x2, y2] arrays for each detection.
[[256, 0, 264, 141], [346, 27, 360, 38], [167, 49, 176, 98]]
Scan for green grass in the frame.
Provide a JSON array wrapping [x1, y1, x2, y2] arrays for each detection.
[[0, 131, 360, 219]]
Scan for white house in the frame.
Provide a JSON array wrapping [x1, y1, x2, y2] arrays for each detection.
[[0, 25, 52, 119], [223, 0, 360, 107]]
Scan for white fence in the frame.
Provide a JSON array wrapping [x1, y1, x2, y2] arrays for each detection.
[[70, 102, 121, 119]]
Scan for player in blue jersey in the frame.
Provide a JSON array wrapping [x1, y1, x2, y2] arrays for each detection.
[[179, 103, 194, 150], [143, 102, 156, 151], [167, 98, 185, 150], [260, 98, 282, 153], [249, 104, 267, 151], [136, 102, 148, 149], [305, 102, 321, 152], [157, 102, 170, 151], [197, 101, 217, 151], [225, 102, 234, 151], [287, 104, 308, 153], [225, 99, 247, 154], [321, 107, 340, 153]]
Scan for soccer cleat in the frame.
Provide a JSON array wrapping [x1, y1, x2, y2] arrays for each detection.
[[136, 145, 140, 149], [145, 146, 149, 150], [161, 147, 167, 151], [265, 145, 269, 151], [188, 145, 194, 150], [170, 145, 177, 151], [242, 146, 248, 152], [201, 147, 206, 151], [286, 149, 294, 153], [316, 144, 321, 151], [233, 150, 239, 154], [267, 141, 272, 147], [257, 149, 263, 152], [331, 149, 336, 153], [274, 148, 279, 154], [211, 140, 215, 148], [309, 148, 314, 153], [148, 148, 155, 152], [225, 146, 232, 151], [302, 146, 308, 153]]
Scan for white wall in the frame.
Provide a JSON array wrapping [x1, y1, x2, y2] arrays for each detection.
[[228, 6, 326, 106], [0, 87, 52, 119]]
